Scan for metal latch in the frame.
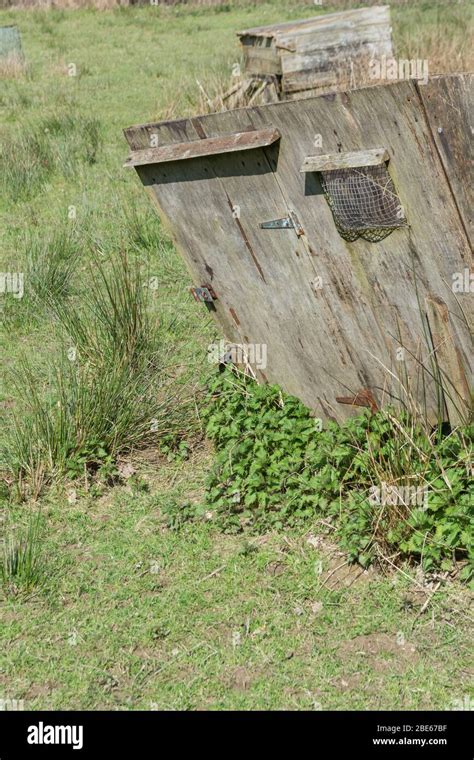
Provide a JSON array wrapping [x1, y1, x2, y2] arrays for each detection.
[[260, 210, 304, 237], [190, 285, 217, 303]]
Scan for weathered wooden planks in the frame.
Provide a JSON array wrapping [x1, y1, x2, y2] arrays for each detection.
[[124, 128, 281, 167], [417, 74, 473, 247], [300, 148, 389, 172], [237, 6, 393, 96], [263, 78, 472, 416], [238, 35, 282, 77], [425, 295, 471, 426], [124, 74, 473, 423]]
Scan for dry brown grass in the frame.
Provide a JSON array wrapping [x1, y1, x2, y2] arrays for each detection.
[[0, 0, 466, 9], [397, 17, 473, 75], [0, 54, 27, 79]]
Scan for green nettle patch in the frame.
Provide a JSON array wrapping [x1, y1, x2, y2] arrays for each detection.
[[202, 367, 473, 581]]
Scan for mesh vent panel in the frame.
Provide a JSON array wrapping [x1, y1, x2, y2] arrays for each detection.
[[320, 164, 406, 243]]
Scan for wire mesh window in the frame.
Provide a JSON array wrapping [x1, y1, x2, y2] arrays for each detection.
[[320, 164, 407, 242]]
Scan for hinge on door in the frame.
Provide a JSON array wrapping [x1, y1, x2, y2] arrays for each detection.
[[190, 285, 217, 303], [260, 210, 304, 237]]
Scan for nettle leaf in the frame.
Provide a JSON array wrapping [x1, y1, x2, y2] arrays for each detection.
[[203, 367, 472, 577], [244, 492, 258, 507]]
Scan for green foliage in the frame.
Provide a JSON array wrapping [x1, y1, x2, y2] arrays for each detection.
[[202, 368, 473, 579], [161, 499, 202, 531], [159, 435, 192, 462]]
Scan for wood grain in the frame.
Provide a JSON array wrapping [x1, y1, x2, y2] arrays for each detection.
[[425, 295, 471, 426], [301, 148, 389, 172], [417, 74, 473, 247], [237, 7, 393, 95], [124, 128, 280, 167], [124, 75, 473, 423]]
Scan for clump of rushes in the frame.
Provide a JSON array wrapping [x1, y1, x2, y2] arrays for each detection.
[[201, 367, 473, 581], [1, 510, 43, 595], [25, 225, 81, 307], [6, 251, 194, 499]]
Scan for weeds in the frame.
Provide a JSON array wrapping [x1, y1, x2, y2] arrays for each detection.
[[201, 367, 473, 580], [9, 357, 166, 485]]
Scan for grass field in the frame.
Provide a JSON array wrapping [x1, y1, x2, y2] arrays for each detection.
[[0, 1, 473, 710]]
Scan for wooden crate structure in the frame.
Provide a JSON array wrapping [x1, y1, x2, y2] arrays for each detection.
[[124, 74, 473, 425], [237, 6, 393, 98]]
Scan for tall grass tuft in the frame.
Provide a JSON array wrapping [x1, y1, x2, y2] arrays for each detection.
[[0, 224, 82, 331], [26, 225, 81, 305], [6, 251, 192, 498], [1, 510, 43, 595], [49, 250, 151, 370], [0, 112, 103, 202]]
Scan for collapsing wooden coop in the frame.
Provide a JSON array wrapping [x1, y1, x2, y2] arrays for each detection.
[[224, 5, 393, 107], [124, 74, 473, 425]]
